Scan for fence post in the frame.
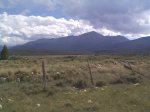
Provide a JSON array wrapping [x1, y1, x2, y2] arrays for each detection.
[[87, 59, 94, 87], [42, 61, 47, 91]]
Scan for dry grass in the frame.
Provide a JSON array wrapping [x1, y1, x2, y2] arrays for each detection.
[[0, 55, 150, 84]]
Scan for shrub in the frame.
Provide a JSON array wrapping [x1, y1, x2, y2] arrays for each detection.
[[110, 75, 142, 85], [85, 105, 99, 111], [64, 56, 77, 61], [95, 81, 105, 87], [110, 79, 123, 85], [52, 72, 64, 80], [55, 81, 64, 87], [65, 79, 74, 85], [46, 91, 54, 97], [64, 102, 73, 108], [15, 71, 31, 82], [73, 79, 87, 89], [126, 76, 142, 84]]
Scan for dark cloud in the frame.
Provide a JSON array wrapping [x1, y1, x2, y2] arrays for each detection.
[[57, 0, 150, 35]]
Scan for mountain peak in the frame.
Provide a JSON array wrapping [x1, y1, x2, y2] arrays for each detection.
[[85, 31, 103, 36], [78, 31, 103, 38]]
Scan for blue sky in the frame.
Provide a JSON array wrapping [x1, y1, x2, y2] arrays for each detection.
[[0, 0, 71, 18], [0, 0, 150, 46]]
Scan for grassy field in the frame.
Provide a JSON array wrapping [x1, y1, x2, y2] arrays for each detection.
[[0, 55, 150, 112]]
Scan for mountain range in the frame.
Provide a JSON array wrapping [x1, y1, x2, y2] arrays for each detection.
[[103, 36, 150, 54], [6, 31, 150, 55]]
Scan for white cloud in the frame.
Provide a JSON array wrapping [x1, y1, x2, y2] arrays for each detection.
[[0, 12, 95, 46], [1, 11, 150, 46]]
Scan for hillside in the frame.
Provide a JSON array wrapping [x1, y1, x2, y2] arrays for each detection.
[[98, 36, 150, 54]]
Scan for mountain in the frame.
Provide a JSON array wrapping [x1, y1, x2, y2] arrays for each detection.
[[98, 36, 150, 54], [116, 36, 150, 49], [10, 31, 129, 55]]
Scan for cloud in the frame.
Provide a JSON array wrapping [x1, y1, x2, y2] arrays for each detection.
[[0, 12, 95, 46], [56, 0, 150, 36], [1, 12, 148, 46]]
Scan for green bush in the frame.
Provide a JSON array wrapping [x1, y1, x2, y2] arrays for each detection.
[[0, 45, 9, 60]]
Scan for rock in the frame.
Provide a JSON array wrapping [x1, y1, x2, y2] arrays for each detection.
[[8, 99, 14, 102], [36, 104, 40, 107], [0, 98, 3, 102], [88, 100, 92, 103], [0, 104, 2, 109], [56, 72, 60, 75], [124, 92, 127, 94], [83, 89, 87, 92], [133, 83, 140, 86], [101, 88, 105, 91]]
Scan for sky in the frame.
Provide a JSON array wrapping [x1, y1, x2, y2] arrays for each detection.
[[0, 0, 150, 46]]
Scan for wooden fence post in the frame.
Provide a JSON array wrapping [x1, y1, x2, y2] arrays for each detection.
[[42, 61, 47, 91], [87, 59, 94, 87]]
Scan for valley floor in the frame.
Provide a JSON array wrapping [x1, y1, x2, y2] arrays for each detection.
[[0, 55, 150, 112]]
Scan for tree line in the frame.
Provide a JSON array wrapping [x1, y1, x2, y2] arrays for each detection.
[[0, 45, 9, 60]]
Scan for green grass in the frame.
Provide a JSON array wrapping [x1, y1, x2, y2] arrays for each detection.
[[0, 82, 150, 112], [0, 55, 150, 112]]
